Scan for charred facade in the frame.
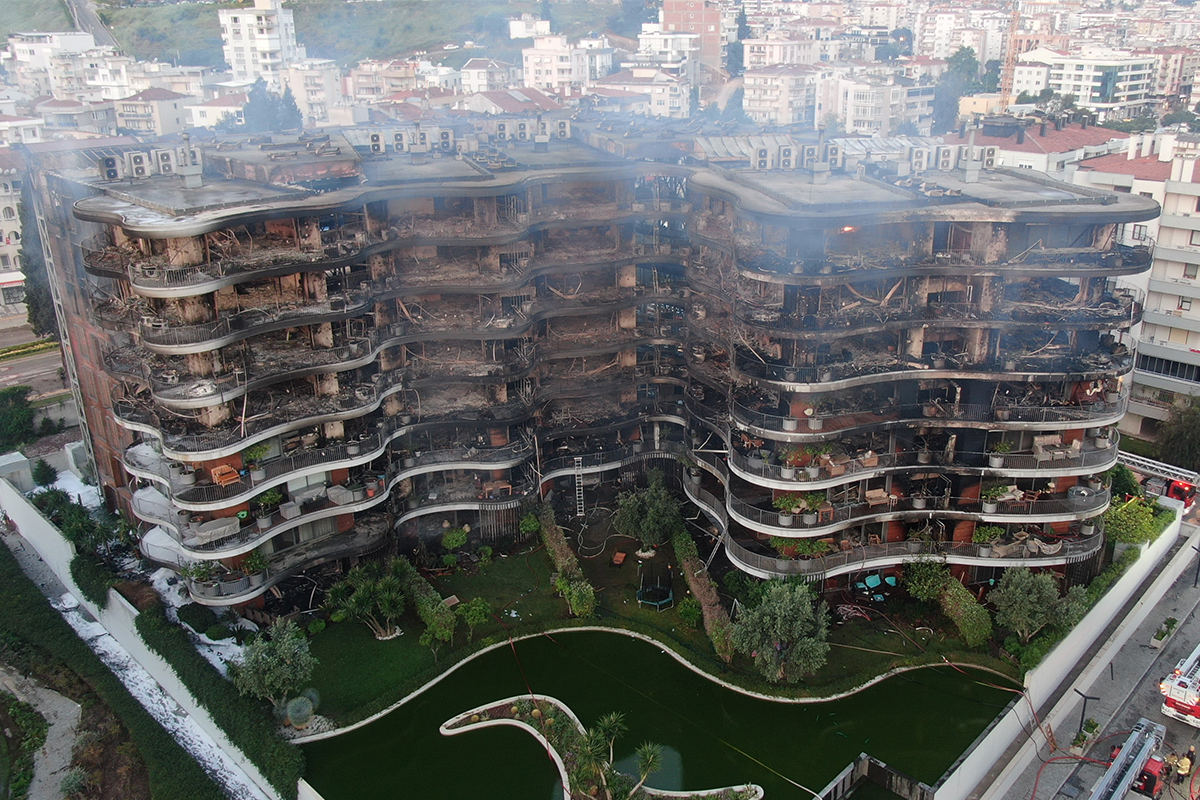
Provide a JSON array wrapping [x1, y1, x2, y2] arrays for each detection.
[[23, 124, 1159, 605]]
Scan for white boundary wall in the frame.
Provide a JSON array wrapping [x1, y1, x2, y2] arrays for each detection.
[[933, 500, 1185, 800], [0, 477, 282, 800]]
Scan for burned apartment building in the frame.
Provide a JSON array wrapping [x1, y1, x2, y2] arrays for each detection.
[[21, 122, 1158, 606]]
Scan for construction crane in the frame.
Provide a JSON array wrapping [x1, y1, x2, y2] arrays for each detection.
[[998, 0, 1022, 113], [1088, 718, 1167, 800]]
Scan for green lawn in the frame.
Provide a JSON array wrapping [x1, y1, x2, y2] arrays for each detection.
[[0, 0, 71, 38]]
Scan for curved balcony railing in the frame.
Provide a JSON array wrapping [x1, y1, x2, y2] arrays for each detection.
[[729, 392, 1130, 439], [725, 488, 1111, 537], [723, 529, 1105, 580], [734, 293, 1143, 338], [733, 348, 1135, 391], [727, 440, 1118, 489]]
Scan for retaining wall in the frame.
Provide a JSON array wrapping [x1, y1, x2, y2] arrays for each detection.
[[0, 477, 282, 800]]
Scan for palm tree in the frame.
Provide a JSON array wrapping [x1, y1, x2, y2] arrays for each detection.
[[626, 742, 663, 799], [576, 728, 612, 800], [594, 711, 627, 766]]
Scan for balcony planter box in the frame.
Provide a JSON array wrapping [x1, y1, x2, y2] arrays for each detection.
[[400, 414, 413, 424], [256, 513, 273, 531], [407, 496, 419, 510], [1088, 478, 1103, 491], [988, 454, 1005, 469], [807, 416, 824, 430], [917, 450, 932, 464], [782, 417, 799, 432], [981, 501, 999, 514], [977, 545, 992, 558], [193, 581, 220, 598], [783, 368, 798, 382], [802, 511, 818, 526], [906, 540, 922, 553], [346, 442, 361, 455], [632, 441, 645, 453], [403, 456, 416, 468], [247, 570, 265, 588], [911, 496, 928, 510], [780, 466, 796, 480], [778, 512, 794, 526], [932, 356, 947, 369], [1080, 522, 1096, 536], [349, 485, 366, 502], [178, 467, 197, 485], [1093, 436, 1111, 449], [688, 469, 702, 485], [169, 462, 185, 478]]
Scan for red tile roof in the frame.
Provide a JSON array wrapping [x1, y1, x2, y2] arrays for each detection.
[[940, 122, 1128, 155], [0, 114, 39, 123], [119, 88, 189, 102], [473, 88, 561, 112], [190, 93, 248, 108], [1076, 152, 1174, 181]]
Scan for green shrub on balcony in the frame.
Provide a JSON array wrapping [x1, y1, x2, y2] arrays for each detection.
[[972, 525, 1005, 544]]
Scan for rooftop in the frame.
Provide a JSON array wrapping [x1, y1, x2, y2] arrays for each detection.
[[940, 122, 1128, 155], [1076, 152, 1175, 181], [120, 88, 190, 103]]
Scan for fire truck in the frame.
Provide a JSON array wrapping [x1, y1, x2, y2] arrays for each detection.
[[1089, 718, 1167, 800], [1161, 640, 1200, 727], [1118, 452, 1198, 511]]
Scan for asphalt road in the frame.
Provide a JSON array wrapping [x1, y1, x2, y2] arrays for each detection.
[[63, 0, 117, 47], [0, 351, 68, 398]]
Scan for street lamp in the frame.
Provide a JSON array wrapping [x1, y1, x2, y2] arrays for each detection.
[[1074, 688, 1100, 736]]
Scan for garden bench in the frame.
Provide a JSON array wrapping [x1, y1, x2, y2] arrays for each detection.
[[209, 464, 242, 487]]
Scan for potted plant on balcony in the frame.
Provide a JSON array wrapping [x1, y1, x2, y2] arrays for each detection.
[[773, 492, 804, 527], [782, 416, 799, 431], [242, 443, 270, 482], [911, 488, 929, 510], [804, 406, 823, 430], [801, 491, 826, 526], [1080, 517, 1097, 536], [400, 449, 416, 468], [1093, 427, 1113, 448], [793, 539, 830, 560], [972, 525, 1004, 557], [180, 561, 218, 597], [682, 456, 703, 484], [748, 449, 769, 470], [778, 445, 804, 480], [980, 485, 1007, 514], [988, 440, 1013, 469], [1105, 384, 1121, 404], [1087, 475, 1104, 492], [253, 488, 283, 530], [243, 550, 269, 587]]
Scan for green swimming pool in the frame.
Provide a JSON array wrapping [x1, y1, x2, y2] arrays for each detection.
[[302, 631, 1014, 799]]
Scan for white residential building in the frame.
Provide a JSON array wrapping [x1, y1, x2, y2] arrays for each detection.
[[186, 93, 248, 129], [6, 31, 96, 96], [742, 64, 823, 125], [522, 36, 613, 93], [284, 58, 344, 125], [218, 0, 306, 90], [508, 15, 551, 40], [0, 114, 43, 145], [835, 74, 931, 136], [632, 25, 702, 84], [742, 34, 820, 70], [1020, 47, 1158, 121], [460, 59, 518, 94], [594, 67, 690, 118]]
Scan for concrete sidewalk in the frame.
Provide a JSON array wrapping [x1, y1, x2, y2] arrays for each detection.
[[977, 523, 1200, 800]]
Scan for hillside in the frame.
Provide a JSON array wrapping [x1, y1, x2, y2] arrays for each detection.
[[95, 0, 653, 70], [0, 0, 72, 39]]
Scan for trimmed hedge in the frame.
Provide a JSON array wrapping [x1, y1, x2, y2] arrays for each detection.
[[392, 556, 456, 638], [0, 543, 225, 800], [537, 505, 597, 618], [69, 553, 116, 608], [939, 579, 992, 648], [134, 603, 304, 798], [177, 602, 219, 633], [672, 529, 735, 663]]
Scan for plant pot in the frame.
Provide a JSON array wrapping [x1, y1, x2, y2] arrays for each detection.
[[780, 466, 796, 480], [1150, 635, 1165, 650], [806, 465, 820, 479], [932, 357, 947, 369], [250, 467, 267, 482], [994, 408, 1010, 421], [248, 571, 265, 587], [1080, 523, 1096, 536], [1105, 392, 1120, 404], [632, 442, 645, 453], [912, 496, 927, 509], [784, 369, 798, 382], [403, 456, 416, 468], [256, 514, 273, 530], [819, 369, 833, 382], [689, 471, 702, 485], [1088, 479, 1103, 491], [782, 417, 799, 432], [346, 443, 361, 455], [988, 455, 1005, 469], [1094, 437, 1111, 449], [178, 467, 197, 485], [748, 456, 765, 470], [906, 540, 922, 553], [981, 501, 999, 514], [1004, 359, 1017, 371], [400, 414, 413, 424], [808, 417, 824, 430], [802, 512, 818, 526], [778, 513, 794, 527], [917, 451, 932, 464], [168, 462, 185, 478]]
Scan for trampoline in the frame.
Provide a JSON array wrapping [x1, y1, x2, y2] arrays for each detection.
[[637, 564, 674, 612]]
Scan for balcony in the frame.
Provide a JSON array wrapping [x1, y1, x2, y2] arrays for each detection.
[[728, 391, 1130, 440], [722, 528, 1104, 581], [733, 348, 1134, 392]]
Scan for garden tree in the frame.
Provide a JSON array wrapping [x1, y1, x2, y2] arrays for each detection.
[[0, 386, 35, 451], [1104, 463, 1142, 499], [890, 28, 913, 55], [1100, 117, 1158, 132], [456, 596, 491, 640], [595, 711, 627, 766], [230, 619, 316, 706], [731, 581, 830, 683], [987, 568, 1088, 644], [322, 563, 405, 639], [1104, 497, 1161, 545], [626, 742, 665, 799], [31, 458, 58, 487], [893, 120, 920, 136], [1158, 396, 1200, 471], [578, 729, 613, 800], [982, 59, 1001, 92], [238, 79, 303, 133], [442, 526, 467, 551], [17, 189, 58, 339], [419, 626, 453, 663], [932, 47, 982, 133], [612, 469, 685, 549], [901, 558, 951, 602], [725, 8, 750, 76], [1162, 109, 1200, 132]]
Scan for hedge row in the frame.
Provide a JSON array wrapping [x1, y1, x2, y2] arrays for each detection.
[[134, 603, 304, 798], [70, 553, 117, 608], [939, 579, 993, 648], [0, 543, 225, 800], [672, 529, 734, 663], [392, 556, 456, 637], [537, 505, 583, 581]]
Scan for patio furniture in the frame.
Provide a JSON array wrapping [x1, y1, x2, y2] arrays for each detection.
[[611, 551, 627, 567], [209, 464, 241, 487]]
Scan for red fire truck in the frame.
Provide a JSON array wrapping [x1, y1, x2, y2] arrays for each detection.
[[1161, 640, 1200, 727], [1092, 718, 1167, 800]]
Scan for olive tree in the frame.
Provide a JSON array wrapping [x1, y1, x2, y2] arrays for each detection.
[[230, 619, 317, 706], [612, 469, 685, 549], [987, 567, 1088, 644], [731, 581, 830, 683]]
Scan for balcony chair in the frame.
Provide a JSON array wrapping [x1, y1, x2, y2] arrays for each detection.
[[209, 464, 242, 487]]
